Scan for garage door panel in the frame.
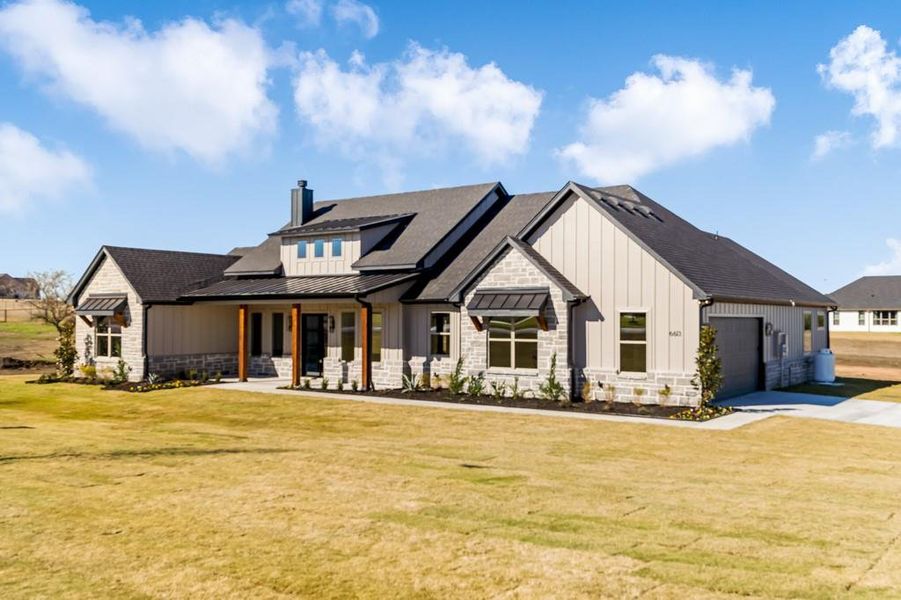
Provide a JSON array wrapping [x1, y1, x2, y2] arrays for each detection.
[[710, 317, 762, 400]]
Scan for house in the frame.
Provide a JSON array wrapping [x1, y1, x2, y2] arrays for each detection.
[[829, 276, 901, 333], [68, 180, 834, 403], [0, 274, 39, 299]]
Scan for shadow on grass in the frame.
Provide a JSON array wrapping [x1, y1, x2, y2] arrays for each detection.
[[783, 377, 901, 399], [0, 446, 293, 464]]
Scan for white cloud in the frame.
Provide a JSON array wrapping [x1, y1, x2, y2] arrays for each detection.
[[0, 122, 91, 212], [812, 130, 853, 160], [293, 44, 543, 180], [331, 0, 378, 39], [286, 0, 323, 28], [558, 55, 775, 183], [819, 26, 901, 150], [0, 0, 277, 165], [863, 238, 901, 276]]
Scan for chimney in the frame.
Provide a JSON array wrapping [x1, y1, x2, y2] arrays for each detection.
[[290, 179, 314, 227]]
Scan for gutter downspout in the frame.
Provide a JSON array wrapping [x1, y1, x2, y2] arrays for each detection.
[[142, 304, 151, 380]]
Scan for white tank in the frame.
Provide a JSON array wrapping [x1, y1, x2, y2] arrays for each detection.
[[813, 348, 836, 383]]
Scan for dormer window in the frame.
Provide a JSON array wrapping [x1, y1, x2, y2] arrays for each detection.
[[313, 239, 325, 258], [297, 240, 307, 259], [331, 238, 342, 258]]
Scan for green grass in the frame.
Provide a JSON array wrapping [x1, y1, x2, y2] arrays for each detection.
[[786, 377, 901, 403], [1, 375, 900, 598], [0, 321, 57, 360]]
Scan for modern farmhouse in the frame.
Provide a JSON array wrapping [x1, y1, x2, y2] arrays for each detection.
[[69, 180, 834, 403], [830, 276, 901, 333]]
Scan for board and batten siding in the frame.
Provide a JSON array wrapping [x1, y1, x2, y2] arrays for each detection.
[[703, 302, 828, 362], [280, 232, 362, 276], [147, 305, 238, 356], [403, 304, 461, 361], [526, 193, 700, 375]]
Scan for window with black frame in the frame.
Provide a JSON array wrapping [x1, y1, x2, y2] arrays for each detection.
[[487, 316, 538, 369], [340, 312, 355, 361], [430, 312, 451, 357], [619, 312, 647, 373], [95, 316, 122, 358]]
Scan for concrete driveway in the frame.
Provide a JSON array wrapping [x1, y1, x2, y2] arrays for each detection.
[[719, 391, 901, 429]]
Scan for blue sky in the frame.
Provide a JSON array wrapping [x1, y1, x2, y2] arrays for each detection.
[[1, 0, 900, 293]]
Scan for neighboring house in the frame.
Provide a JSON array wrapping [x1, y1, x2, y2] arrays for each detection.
[[68, 180, 834, 402], [829, 276, 901, 333], [0, 274, 39, 299]]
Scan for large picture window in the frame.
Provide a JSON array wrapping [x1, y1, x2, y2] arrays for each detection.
[[873, 310, 898, 326], [430, 312, 451, 356], [803, 311, 813, 353], [94, 316, 122, 358], [619, 312, 647, 373], [341, 312, 355, 362], [487, 316, 538, 369], [372, 311, 383, 363]]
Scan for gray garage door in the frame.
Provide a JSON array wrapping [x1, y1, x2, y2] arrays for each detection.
[[709, 317, 762, 400]]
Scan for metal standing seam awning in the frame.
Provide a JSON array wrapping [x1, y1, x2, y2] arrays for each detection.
[[466, 288, 550, 317], [75, 295, 127, 316]]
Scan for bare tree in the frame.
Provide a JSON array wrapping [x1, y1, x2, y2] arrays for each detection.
[[27, 270, 75, 333]]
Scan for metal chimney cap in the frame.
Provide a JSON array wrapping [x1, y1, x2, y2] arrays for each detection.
[[297, 179, 307, 188]]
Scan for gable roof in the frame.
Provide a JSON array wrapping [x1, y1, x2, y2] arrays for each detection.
[[830, 276, 901, 309], [69, 246, 240, 305], [405, 192, 555, 301], [518, 182, 833, 307], [226, 182, 501, 276]]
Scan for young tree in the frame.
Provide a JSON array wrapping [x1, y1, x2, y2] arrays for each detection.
[[692, 325, 723, 407], [27, 270, 74, 333]]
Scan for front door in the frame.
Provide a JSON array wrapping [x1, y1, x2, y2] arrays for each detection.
[[302, 314, 327, 376]]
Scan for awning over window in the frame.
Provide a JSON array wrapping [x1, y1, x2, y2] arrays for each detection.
[[467, 288, 549, 317], [76, 295, 127, 316]]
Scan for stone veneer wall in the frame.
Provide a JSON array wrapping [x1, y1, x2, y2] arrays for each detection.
[[575, 370, 699, 407], [148, 353, 237, 379], [459, 247, 571, 396], [765, 356, 814, 390]]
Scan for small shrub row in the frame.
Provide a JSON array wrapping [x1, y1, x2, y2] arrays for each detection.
[[670, 405, 733, 421]]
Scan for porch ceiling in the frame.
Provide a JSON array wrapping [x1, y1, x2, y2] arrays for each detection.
[[181, 272, 418, 301]]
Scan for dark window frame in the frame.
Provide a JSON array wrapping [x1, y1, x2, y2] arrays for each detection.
[[340, 311, 355, 362], [372, 311, 383, 363], [94, 316, 122, 358], [272, 312, 284, 357], [873, 310, 898, 326], [619, 311, 648, 373], [250, 312, 263, 357], [486, 316, 539, 370]]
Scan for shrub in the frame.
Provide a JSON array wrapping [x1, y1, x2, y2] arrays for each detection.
[[337, 380, 344, 391], [447, 357, 468, 395], [351, 379, 359, 392], [146, 372, 161, 384], [632, 387, 645, 407], [581, 379, 593, 403], [109, 359, 132, 384], [489, 379, 508, 401], [603, 383, 616, 405], [538, 353, 567, 404], [54, 320, 77, 377], [510, 377, 526, 401], [214, 371, 222, 383], [466, 371, 485, 396], [320, 377, 329, 390], [401, 374, 422, 393], [79, 364, 97, 379], [186, 368, 199, 382], [302, 378, 311, 390], [200, 370, 210, 383], [431, 373, 443, 390], [692, 325, 723, 407], [658, 384, 673, 405]]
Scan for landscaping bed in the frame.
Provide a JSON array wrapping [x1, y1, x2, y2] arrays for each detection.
[[284, 386, 733, 421]]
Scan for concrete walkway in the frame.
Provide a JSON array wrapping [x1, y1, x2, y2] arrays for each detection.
[[719, 390, 901, 429], [208, 379, 767, 430]]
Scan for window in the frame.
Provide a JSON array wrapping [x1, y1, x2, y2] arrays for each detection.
[[833, 312, 840, 326], [297, 241, 307, 259], [331, 238, 342, 258], [372, 311, 383, 362], [251, 312, 262, 356], [430, 312, 451, 356], [817, 312, 825, 329], [340, 312, 355, 362], [619, 312, 647, 373], [313, 239, 325, 258], [487, 316, 539, 369], [858, 311, 866, 326], [803, 311, 812, 353], [272, 313, 284, 357], [94, 316, 122, 358], [874, 310, 898, 326]]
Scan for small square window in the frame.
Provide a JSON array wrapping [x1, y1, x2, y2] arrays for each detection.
[[817, 312, 825, 329], [331, 238, 342, 258], [297, 241, 307, 259], [832, 312, 840, 326], [313, 239, 325, 258]]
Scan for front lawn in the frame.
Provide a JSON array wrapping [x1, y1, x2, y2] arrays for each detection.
[[1, 375, 899, 598], [786, 376, 901, 403]]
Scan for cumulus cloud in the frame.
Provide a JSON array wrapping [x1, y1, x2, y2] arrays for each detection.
[[812, 130, 853, 160], [0, 0, 277, 165], [286, 0, 323, 28], [331, 0, 378, 39], [819, 26, 901, 150], [293, 44, 543, 179], [863, 238, 901, 276], [558, 55, 775, 183], [0, 123, 91, 212]]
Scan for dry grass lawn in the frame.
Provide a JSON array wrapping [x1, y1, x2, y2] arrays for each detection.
[[832, 332, 901, 382], [1, 375, 900, 598], [0, 321, 57, 361]]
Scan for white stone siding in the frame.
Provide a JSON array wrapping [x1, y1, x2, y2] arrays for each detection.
[[575, 369, 699, 407], [148, 353, 237, 379], [74, 254, 144, 381], [459, 246, 571, 396]]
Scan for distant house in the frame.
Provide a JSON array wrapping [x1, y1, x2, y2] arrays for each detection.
[[0, 274, 39, 299], [830, 276, 901, 333], [68, 180, 834, 401]]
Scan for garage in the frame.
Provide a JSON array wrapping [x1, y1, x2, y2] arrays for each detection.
[[709, 317, 762, 400]]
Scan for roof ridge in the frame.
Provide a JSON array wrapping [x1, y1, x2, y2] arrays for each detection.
[[103, 245, 234, 258], [313, 181, 499, 208]]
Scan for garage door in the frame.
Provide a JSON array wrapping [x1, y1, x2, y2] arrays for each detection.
[[709, 317, 762, 400]]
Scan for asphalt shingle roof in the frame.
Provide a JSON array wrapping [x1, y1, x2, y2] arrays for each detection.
[[830, 276, 901, 309], [274, 213, 414, 236], [104, 246, 239, 303]]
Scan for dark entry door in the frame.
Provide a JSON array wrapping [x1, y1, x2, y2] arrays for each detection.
[[302, 314, 326, 376], [710, 317, 762, 400]]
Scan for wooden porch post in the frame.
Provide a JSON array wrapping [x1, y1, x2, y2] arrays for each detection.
[[238, 304, 248, 382], [360, 301, 372, 390], [291, 303, 302, 387]]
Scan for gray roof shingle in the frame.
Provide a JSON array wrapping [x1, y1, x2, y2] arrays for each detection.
[[830, 276, 901, 309]]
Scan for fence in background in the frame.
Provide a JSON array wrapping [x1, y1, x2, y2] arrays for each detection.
[[0, 299, 41, 322]]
